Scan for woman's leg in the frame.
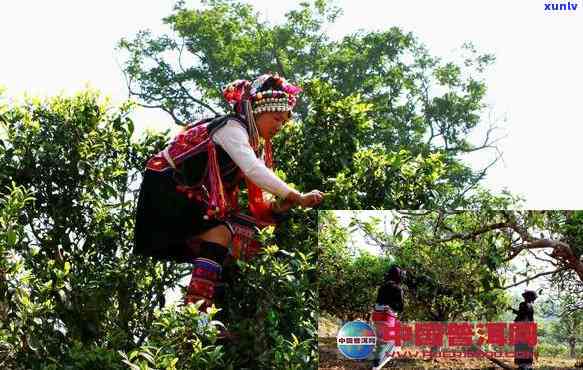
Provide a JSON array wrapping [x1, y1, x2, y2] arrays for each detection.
[[197, 224, 232, 246], [184, 225, 232, 310]]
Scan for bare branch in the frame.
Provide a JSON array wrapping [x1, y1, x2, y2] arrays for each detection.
[[454, 151, 501, 202], [503, 267, 568, 289], [526, 248, 558, 267], [176, 80, 219, 115], [177, 38, 189, 75], [159, 105, 184, 126], [396, 210, 436, 217], [430, 222, 510, 244], [122, 43, 220, 121], [445, 123, 506, 154], [524, 239, 571, 250], [506, 238, 575, 263], [0, 114, 10, 126], [351, 218, 398, 251]]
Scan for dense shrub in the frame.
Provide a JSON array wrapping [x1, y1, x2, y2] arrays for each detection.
[[0, 91, 317, 369]]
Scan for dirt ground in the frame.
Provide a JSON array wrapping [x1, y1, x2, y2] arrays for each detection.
[[318, 337, 579, 370]]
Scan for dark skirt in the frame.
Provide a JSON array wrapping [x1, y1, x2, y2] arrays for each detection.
[[133, 169, 223, 262]]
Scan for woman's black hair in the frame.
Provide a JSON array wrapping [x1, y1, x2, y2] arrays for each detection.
[[385, 266, 402, 284], [258, 75, 280, 92], [522, 290, 537, 302]]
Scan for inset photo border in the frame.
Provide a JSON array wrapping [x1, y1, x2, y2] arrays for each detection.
[[318, 210, 582, 370]]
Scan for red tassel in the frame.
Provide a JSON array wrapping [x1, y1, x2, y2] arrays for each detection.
[[207, 140, 227, 219], [232, 233, 242, 260], [228, 186, 240, 212], [246, 178, 273, 222], [264, 139, 273, 168]]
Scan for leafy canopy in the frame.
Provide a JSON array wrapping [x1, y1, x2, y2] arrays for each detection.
[[119, 0, 500, 209]]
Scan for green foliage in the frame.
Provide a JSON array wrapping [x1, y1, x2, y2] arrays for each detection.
[[122, 212, 320, 370], [120, 304, 226, 370], [50, 342, 126, 370], [0, 183, 38, 366], [225, 242, 317, 369], [318, 211, 392, 320], [557, 211, 583, 260], [0, 90, 181, 369], [0, 0, 515, 367], [119, 0, 500, 209], [537, 342, 569, 358], [520, 211, 583, 310], [540, 293, 583, 358], [0, 89, 319, 368], [245, 210, 318, 369], [319, 208, 583, 324], [318, 210, 517, 322], [394, 210, 514, 322]]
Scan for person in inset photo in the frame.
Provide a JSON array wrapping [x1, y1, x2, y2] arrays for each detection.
[[512, 289, 537, 370], [371, 265, 405, 370]]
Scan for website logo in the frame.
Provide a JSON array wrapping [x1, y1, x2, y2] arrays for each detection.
[[336, 321, 376, 360]]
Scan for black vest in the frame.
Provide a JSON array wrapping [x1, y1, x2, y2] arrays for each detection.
[[176, 115, 249, 188]]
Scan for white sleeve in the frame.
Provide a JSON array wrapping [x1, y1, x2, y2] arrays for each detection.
[[212, 120, 293, 199]]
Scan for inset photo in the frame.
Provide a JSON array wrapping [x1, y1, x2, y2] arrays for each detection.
[[318, 210, 582, 370]]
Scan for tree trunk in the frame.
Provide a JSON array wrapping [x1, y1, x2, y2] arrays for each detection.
[[548, 242, 583, 282]]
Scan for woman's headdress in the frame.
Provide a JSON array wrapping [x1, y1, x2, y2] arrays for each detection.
[[222, 73, 302, 150], [223, 73, 302, 114], [221, 74, 302, 222]]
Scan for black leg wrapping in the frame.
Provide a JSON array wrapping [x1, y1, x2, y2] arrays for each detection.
[[198, 240, 228, 265]]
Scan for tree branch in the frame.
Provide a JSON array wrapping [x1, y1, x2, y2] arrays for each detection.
[[503, 267, 568, 289], [454, 151, 501, 203], [526, 248, 558, 267], [176, 80, 219, 116], [430, 222, 510, 244]]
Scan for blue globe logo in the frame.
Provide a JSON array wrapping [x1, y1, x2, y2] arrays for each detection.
[[336, 321, 376, 360]]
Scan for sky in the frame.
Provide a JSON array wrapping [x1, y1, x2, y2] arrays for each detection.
[[1, 0, 582, 208]]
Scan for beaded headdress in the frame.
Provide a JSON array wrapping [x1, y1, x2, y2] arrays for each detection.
[[223, 73, 302, 113], [223, 74, 302, 149], [248, 73, 302, 114]]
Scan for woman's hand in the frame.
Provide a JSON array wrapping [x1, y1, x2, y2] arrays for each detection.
[[299, 190, 324, 207], [285, 190, 324, 208]]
